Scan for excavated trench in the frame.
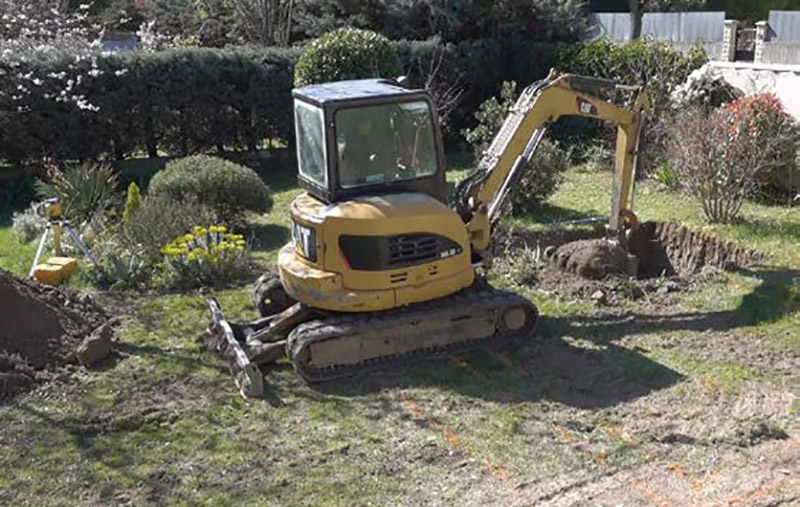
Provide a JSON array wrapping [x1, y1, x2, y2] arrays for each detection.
[[503, 220, 764, 281]]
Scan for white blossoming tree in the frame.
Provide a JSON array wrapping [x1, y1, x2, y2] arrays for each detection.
[[0, 1, 127, 162]]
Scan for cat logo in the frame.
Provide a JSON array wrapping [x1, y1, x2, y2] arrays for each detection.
[[577, 98, 598, 116]]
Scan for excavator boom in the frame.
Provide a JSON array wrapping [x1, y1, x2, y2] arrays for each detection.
[[456, 70, 650, 254]]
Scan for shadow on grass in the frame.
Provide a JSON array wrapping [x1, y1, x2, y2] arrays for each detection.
[[546, 267, 799, 343], [517, 203, 604, 225], [308, 267, 797, 408], [310, 333, 683, 410], [246, 223, 290, 253]]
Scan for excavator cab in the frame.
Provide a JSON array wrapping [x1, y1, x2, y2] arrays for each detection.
[[293, 79, 448, 204]]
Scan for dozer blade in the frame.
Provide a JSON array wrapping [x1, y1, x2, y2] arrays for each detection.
[[205, 299, 316, 398], [206, 298, 264, 399]]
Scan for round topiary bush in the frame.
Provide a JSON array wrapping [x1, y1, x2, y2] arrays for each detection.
[[148, 155, 272, 221], [294, 28, 402, 87]]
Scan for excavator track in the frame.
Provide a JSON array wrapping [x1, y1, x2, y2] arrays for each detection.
[[287, 287, 538, 382]]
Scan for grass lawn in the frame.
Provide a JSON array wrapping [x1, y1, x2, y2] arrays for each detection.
[[0, 168, 798, 505]]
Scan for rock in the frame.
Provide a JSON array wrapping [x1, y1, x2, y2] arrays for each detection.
[[76, 320, 115, 367]]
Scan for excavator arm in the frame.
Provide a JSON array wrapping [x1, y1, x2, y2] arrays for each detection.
[[455, 69, 650, 255]]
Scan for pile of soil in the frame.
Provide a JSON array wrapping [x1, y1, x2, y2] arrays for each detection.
[[552, 239, 633, 280], [0, 269, 112, 400]]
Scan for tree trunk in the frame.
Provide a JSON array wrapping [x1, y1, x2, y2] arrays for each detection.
[[628, 0, 643, 40]]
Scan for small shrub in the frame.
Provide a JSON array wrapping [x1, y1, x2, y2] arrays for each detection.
[[294, 28, 402, 87], [654, 163, 680, 188], [463, 81, 568, 216], [669, 99, 796, 223], [34, 162, 119, 224], [509, 139, 569, 216], [83, 250, 151, 292], [121, 194, 220, 262], [11, 203, 46, 243], [720, 94, 798, 201], [671, 63, 741, 110], [583, 143, 613, 172], [122, 182, 143, 224], [494, 243, 546, 287], [160, 225, 250, 289], [463, 81, 517, 160], [148, 155, 272, 222]]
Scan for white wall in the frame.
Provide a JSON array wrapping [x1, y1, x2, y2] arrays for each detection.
[[761, 42, 800, 65], [709, 61, 800, 121]]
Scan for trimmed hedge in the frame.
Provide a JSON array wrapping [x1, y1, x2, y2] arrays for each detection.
[[0, 38, 707, 169], [294, 28, 402, 87], [0, 46, 300, 164]]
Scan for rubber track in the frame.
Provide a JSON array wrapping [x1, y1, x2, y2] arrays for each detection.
[[287, 287, 539, 382]]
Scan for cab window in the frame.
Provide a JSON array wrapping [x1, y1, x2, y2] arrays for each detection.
[[294, 100, 327, 187]]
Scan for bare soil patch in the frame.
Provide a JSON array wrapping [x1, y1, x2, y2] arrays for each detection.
[[0, 269, 112, 400], [501, 220, 764, 306]]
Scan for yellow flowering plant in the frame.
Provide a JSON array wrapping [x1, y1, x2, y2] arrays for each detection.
[[161, 225, 249, 288]]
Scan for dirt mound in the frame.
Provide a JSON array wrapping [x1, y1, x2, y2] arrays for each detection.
[[0, 269, 110, 400], [552, 239, 633, 280]]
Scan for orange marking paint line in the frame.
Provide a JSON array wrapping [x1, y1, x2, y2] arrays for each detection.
[[551, 422, 578, 444], [452, 353, 678, 506], [596, 420, 640, 449], [691, 438, 800, 505], [693, 470, 724, 494], [667, 463, 689, 477], [719, 476, 800, 507], [551, 422, 674, 507], [489, 350, 516, 369], [401, 395, 515, 489], [773, 437, 800, 455], [449, 356, 489, 382]]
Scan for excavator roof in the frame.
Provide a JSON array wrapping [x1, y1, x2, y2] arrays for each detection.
[[293, 78, 420, 106]]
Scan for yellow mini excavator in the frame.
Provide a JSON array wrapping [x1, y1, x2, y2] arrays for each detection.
[[206, 69, 650, 397]]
